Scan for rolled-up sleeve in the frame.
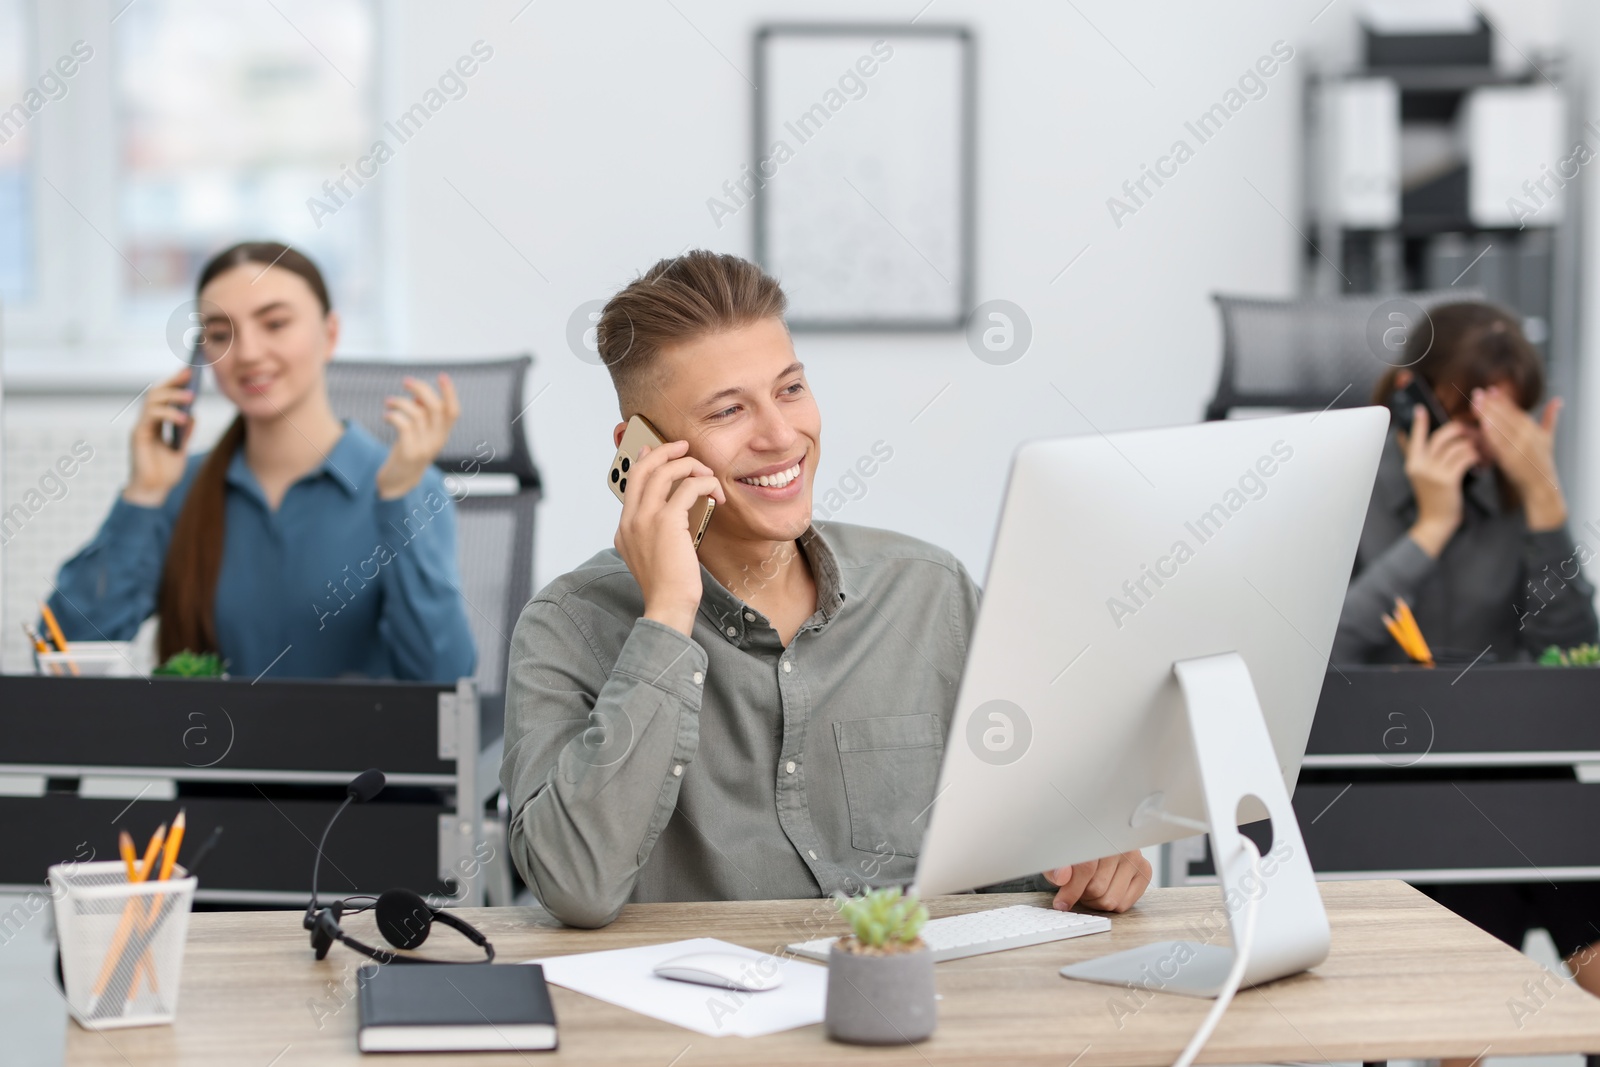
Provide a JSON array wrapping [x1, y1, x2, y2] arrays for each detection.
[[48, 498, 176, 641], [501, 604, 707, 927], [1333, 535, 1436, 663]]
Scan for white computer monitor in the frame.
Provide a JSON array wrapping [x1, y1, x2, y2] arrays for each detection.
[[914, 406, 1387, 993]]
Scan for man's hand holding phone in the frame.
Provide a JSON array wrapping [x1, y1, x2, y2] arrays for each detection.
[[614, 439, 726, 637]]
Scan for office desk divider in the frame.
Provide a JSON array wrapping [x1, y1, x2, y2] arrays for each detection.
[[1174, 663, 1600, 883], [0, 674, 503, 907]]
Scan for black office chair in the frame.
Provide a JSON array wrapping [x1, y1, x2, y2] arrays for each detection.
[[1204, 289, 1485, 420], [324, 354, 542, 709]]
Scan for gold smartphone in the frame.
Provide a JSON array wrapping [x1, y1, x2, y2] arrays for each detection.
[[608, 414, 716, 549]]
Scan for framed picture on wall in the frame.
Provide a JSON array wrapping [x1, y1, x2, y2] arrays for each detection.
[[752, 24, 975, 331]]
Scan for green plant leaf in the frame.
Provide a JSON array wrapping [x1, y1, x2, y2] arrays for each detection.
[[834, 886, 927, 948]]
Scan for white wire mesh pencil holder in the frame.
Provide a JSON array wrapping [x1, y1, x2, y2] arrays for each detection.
[[49, 860, 196, 1029]]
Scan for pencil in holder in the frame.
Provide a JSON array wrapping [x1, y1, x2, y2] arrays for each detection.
[[49, 860, 196, 1029]]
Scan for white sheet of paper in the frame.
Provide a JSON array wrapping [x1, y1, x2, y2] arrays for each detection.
[[526, 937, 827, 1038]]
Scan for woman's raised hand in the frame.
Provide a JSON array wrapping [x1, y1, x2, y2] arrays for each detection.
[[376, 374, 461, 500], [1473, 385, 1567, 531]]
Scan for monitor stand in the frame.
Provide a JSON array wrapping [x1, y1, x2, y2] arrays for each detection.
[[1058, 651, 1330, 998]]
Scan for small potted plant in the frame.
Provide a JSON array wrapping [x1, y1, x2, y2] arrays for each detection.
[[152, 650, 227, 678], [824, 886, 935, 1045], [1540, 643, 1600, 666]]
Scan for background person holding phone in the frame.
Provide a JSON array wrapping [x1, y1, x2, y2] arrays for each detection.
[[45, 242, 476, 683], [1332, 301, 1600, 1023], [1332, 301, 1597, 665]]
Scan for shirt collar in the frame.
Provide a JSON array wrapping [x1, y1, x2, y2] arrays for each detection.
[[224, 420, 380, 501], [798, 525, 846, 621], [696, 525, 847, 641]]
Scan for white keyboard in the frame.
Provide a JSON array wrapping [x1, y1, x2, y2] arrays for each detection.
[[786, 904, 1110, 963]]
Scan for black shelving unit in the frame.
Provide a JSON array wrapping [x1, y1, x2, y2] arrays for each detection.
[[1304, 22, 1580, 473]]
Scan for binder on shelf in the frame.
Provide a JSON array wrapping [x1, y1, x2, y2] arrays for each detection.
[[1324, 78, 1402, 228], [1464, 85, 1567, 228]]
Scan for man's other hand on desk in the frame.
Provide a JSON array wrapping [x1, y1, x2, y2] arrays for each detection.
[[1043, 851, 1152, 913]]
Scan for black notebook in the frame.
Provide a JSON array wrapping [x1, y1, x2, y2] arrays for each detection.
[[356, 963, 558, 1053]]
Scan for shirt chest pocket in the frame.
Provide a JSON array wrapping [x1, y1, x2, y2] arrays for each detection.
[[833, 713, 943, 859]]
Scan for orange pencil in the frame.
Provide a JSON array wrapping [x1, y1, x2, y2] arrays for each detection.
[[129, 810, 186, 998], [155, 810, 185, 882], [22, 624, 58, 677], [1394, 598, 1434, 666], [136, 824, 165, 882], [1382, 614, 1416, 658], [91, 824, 165, 1000], [37, 601, 68, 651], [118, 831, 137, 881], [37, 602, 77, 676], [117, 828, 153, 999], [22, 622, 48, 655]]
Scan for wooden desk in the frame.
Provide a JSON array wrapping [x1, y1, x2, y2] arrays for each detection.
[[65, 880, 1600, 1066]]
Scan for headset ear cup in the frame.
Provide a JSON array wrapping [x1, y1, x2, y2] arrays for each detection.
[[375, 889, 434, 951]]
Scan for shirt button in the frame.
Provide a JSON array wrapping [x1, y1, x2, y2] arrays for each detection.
[[785, 760, 796, 774], [725, 626, 737, 638], [744, 611, 755, 622], [673, 764, 683, 777], [782, 661, 792, 673], [807, 849, 818, 860], [692, 671, 704, 685]]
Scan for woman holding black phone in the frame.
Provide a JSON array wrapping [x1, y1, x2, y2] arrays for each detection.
[[1333, 301, 1600, 1028], [1335, 301, 1596, 663], [47, 241, 476, 683]]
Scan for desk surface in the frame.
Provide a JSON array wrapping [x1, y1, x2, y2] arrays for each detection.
[[65, 880, 1600, 1066]]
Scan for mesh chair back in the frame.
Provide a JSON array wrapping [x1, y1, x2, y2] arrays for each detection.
[[452, 492, 537, 712], [1206, 290, 1486, 420], [324, 356, 540, 488], [326, 356, 541, 701]]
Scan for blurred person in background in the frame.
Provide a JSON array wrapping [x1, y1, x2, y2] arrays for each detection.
[[1333, 301, 1600, 1042], [47, 241, 476, 683]]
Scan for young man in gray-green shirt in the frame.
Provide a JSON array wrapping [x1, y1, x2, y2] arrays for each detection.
[[500, 251, 1151, 928]]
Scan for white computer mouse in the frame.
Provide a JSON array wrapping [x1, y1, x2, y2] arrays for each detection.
[[652, 951, 783, 992]]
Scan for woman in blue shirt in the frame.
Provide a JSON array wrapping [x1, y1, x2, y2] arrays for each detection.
[[49, 242, 477, 683]]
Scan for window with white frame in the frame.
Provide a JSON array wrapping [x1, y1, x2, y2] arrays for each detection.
[[3, 0, 379, 354], [0, 0, 34, 305]]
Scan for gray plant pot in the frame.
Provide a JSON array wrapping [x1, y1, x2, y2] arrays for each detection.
[[824, 941, 936, 1045]]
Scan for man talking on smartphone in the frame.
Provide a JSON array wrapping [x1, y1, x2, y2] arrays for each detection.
[[500, 251, 1151, 927]]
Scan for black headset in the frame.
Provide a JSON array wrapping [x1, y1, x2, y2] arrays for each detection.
[[303, 769, 494, 964]]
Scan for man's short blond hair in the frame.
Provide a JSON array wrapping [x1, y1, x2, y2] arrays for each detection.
[[596, 250, 787, 413]]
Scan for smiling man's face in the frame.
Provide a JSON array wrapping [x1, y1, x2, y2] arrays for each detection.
[[634, 316, 820, 546]]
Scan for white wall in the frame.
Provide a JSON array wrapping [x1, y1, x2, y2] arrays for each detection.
[[1561, 0, 1600, 545], [2, 0, 1577, 616], [385, 0, 1340, 583]]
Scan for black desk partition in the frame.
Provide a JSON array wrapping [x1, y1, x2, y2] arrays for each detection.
[[1184, 664, 1600, 883], [0, 674, 492, 906]]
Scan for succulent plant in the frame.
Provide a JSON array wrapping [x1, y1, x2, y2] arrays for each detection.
[[834, 886, 928, 951], [152, 650, 226, 677], [1539, 644, 1600, 667]]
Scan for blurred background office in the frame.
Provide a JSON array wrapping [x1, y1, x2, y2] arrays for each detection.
[[8, 2, 1600, 1064], [7, 0, 1600, 675]]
